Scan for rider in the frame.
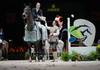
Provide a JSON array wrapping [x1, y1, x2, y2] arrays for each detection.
[[32, 2, 48, 61], [32, 2, 43, 21], [32, 2, 48, 41]]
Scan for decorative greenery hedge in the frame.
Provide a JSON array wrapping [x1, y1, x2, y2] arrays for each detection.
[[61, 51, 98, 61], [61, 52, 69, 61], [96, 44, 100, 60]]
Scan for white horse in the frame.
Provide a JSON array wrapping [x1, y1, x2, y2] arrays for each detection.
[[44, 21, 64, 60]]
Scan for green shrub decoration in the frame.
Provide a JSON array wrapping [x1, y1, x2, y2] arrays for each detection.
[[96, 44, 100, 60], [86, 51, 97, 61], [60, 50, 98, 61], [79, 55, 88, 61], [61, 52, 69, 61], [70, 51, 81, 61], [96, 44, 100, 49]]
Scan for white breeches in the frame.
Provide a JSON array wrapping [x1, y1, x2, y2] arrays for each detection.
[[36, 21, 48, 41]]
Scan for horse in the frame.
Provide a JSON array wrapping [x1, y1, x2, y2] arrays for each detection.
[[22, 5, 45, 61], [44, 20, 64, 61]]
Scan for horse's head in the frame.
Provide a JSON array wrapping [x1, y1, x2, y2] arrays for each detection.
[[22, 5, 34, 31], [22, 5, 32, 20]]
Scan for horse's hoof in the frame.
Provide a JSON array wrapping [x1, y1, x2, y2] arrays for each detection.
[[29, 57, 32, 62], [29, 60, 32, 62]]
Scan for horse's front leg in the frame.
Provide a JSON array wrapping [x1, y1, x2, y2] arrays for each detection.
[[27, 42, 33, 62]]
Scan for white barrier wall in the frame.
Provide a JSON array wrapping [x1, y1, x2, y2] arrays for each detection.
[[69, 46, 96, 55]]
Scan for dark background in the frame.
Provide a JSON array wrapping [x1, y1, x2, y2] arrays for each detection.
[[0, 0, 100, 45]]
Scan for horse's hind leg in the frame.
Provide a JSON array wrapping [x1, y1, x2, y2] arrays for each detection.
[[34, 41, 43, 61], [39, 40, 45, 61], [34, 44, 39, 61], [44, 40, 50, 60]]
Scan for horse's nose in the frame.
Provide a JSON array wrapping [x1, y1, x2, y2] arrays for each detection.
[[22, 13, 26, 17], [22, 12, 25, 16], [23, 14, 25, 17]]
